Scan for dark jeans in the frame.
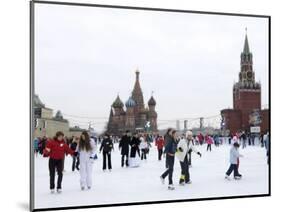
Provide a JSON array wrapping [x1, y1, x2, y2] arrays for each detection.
[[158, 148, 163, 160], [49, 158, 63, 189], [161, 155, 175, 185], [103, 151, 112, 170], [242, 139, 246, 148], [141, 149, 147, 160], [179, 155, 190, 183], [207, 144, 212, 151], [121, 153, 129, 167], [226, 164, 240, 176], [72, 155, 80, 171]]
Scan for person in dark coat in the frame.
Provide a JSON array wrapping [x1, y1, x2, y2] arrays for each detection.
[[70, 136, 80, 171], [119, 131, 131, 167], [160, 130, 178, 190], [130, 133, 140, 158], [99, 133, 114, 171], [164, 128, 173, 168]]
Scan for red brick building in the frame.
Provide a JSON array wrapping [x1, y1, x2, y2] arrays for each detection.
[[221, 32, 269, 135]]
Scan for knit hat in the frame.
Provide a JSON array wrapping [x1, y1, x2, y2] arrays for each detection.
[[186, 131, 193, 137]]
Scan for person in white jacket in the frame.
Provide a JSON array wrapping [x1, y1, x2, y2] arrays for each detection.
[[225, 142, 243, 180], [176, 131, 202, 185], [139, 135, 149, 160], [78, 131, 97, 190]]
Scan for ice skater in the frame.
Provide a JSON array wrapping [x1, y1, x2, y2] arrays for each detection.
[[155, 135, 164, 161], [78, 131, 97, 190], [119, 131, 131, 167], [70, 136, 80, 171], [140, 135, 149, 161], [129, 132, 141, 167], [43, 131, 74, 194], [206, 135, 213, 151], [99, 133, 114, 171], [176, 131, 202, 185], [160, 130, 178, 190], [225, 142, 243, 180]]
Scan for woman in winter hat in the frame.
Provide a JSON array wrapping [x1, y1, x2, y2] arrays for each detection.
[[139, 135, 149, 160], [225, 142, 243, 180], [176, 131, 202, 185]]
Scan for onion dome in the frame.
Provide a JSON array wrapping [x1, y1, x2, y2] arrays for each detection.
[[148, 96, 156, 106], [112, 95, 124, 108], [55, 110, 63, 119], [125, 96, 136, 108]]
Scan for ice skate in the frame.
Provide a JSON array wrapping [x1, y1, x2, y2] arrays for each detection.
[[185, 180, 192, 184], [81, 186, 85, 191], [168, 185, 175, 190], [234, 174, 242, 180], [225, 175, 231, 180], [57, 189, 62, 194], [160, 176, 165, 184], [50, 189, 55, 194], [88, 186, 91, 190], [179, 181, 185, 186]]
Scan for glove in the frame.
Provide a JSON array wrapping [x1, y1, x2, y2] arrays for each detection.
[[197, 152, 202, 157], [73, 152, 78, 157], [188, 149, 193, 154], [43, 149, 50, 157], [178, 147, 183, 152]]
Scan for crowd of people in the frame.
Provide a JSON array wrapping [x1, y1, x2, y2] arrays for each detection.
[[33, 128, 269, 193]]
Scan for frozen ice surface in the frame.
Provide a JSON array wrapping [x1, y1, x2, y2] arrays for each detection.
[[34, 144, 269, 209]]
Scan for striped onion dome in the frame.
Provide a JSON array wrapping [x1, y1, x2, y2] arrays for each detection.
[[125, 96, 136, 108]]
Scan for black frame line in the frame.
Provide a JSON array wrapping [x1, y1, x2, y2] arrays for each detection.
[[29, 0, 271, 211]]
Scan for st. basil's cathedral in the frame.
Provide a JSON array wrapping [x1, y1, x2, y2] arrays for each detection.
[[106, 70, 158, 135]]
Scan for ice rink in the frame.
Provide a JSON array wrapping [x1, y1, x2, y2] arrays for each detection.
[[34, 143, 269, 209]]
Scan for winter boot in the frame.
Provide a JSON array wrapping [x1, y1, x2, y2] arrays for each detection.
[[234, 174, 242, 180]]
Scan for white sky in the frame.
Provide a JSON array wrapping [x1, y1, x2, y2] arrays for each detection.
[[34, 3, 269, 132]]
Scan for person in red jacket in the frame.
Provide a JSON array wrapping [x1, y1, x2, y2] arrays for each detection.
[[155, 135, 164, 161], [43, 131, 74, 194]]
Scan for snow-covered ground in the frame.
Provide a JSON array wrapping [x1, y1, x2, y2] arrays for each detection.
[[34, 143, 269, 209]]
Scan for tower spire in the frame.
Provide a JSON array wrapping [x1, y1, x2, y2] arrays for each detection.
[[243, 27, 250, 54]]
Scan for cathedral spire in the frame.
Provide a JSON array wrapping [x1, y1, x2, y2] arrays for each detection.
[[136, 68, 140, 81], [132, 69, 144, 108]]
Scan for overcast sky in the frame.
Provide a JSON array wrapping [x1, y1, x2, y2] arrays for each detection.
[[34, 3, 269, 132]]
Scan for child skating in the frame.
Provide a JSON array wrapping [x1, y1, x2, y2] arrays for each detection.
[[225, 142, 243, 180]]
